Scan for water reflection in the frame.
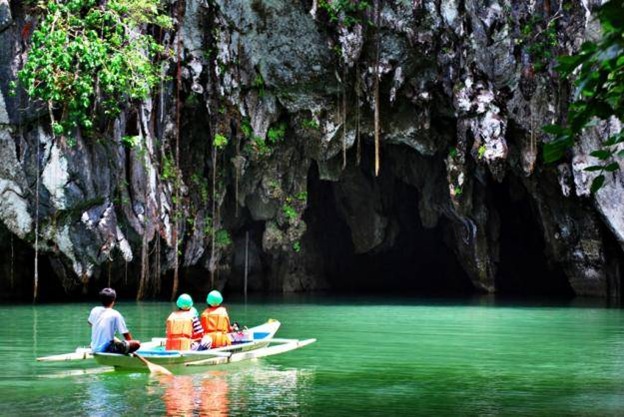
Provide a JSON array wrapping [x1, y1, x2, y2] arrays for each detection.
[[158, 363, 314, 416]]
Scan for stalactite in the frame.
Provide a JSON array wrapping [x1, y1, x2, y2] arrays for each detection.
[[107, 261, 112, 288], [210, 141, 217, 288], [138, 168, 150, 300], [373, 0, 381, 177], [137, 222, 149, 300], [33, 131, 40, 302], [153, 234, 161, 295], [234, 137, 241, 218], [171, 1, 184, 301]]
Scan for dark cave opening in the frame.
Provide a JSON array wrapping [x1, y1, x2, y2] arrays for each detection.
[[0, 224, 63, 302], [306, 160, 474, 294], [490, 176, 573, 296]]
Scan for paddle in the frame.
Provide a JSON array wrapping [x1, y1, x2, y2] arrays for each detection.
[[132, 353, 172, 375]]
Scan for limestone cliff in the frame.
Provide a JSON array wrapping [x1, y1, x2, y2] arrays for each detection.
[[0, 0, 622, 300]]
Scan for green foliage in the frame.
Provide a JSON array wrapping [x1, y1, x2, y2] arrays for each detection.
[[17, 0, 171, 136], [121, 135, 141, 148], [292, 241, 301, 253], [240, 118, 253, 138], [203, 216, 213, 236], [161, 153, 176, 181], [318, 0, 371, 27], [241, 119, 287, 157], [301, 118, 320, 130], [448, 146, 458, 159], [543, 0, 624, 192], [267, 122, 286, 144], [252, 74, 264, 89], [215, 229, 232, 248], [251, 136, 270, 156], [282, 203, 298, 222], [252, 73, 265, 97], [190, 173, 209, 205], [477, 144, 486, 160], [213, 133, 228, 149], [518, 16, 558, 72], [296, 191, 308, 202]]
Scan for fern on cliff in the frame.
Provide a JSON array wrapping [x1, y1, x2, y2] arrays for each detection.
[[543, 0, 624, 192], [14, 0, 171, 137]]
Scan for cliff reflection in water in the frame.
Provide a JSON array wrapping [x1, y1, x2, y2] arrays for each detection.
[[159, 363, 314, 416]]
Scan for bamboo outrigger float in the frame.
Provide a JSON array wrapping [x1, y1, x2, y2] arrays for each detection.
[[37, 320, 316, 373]]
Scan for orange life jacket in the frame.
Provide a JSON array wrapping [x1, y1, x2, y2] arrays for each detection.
[[200, 306, 232, 348], [165, 310, 200, 351]]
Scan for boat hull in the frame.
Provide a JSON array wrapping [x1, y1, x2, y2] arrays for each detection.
[[93, 320, 281, 370]]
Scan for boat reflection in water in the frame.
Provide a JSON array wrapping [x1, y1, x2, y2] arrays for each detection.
[[160, 362, 315, 416]]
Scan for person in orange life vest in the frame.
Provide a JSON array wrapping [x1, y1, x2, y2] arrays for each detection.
[[166, 294, 210, 351], [200, 290, 232, 348], [88, 288, 141, 354]]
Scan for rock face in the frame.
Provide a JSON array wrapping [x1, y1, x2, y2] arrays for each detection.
[[0, 0, 622, 300]]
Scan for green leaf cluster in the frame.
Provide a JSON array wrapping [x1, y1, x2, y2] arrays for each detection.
[[215, 229, 232, 248], [282, 203, 298, 222], [121, 135, 141, 148], [213, 133, 228, 149], [477, 144, 486, 160], [301, 118, 320, 130], [241, 118, 288, 157], [318, 0, 371, 27], [267, 122, 286, 144], [543, 0, 624, 192], [519, 16, 558, 72], [17, 0, 171, 136]]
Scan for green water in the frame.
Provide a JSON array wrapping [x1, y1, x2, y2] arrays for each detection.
[[2, 297, 624, 416]]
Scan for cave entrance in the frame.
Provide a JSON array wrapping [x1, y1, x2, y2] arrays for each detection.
[[306, 161, 474, 295], [491, 176, 573, 296], [0, 224, 63, 302]]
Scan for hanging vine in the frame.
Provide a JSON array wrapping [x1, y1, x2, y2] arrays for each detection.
[[171, 0, 184, 301], [373, 0, 381, 176], [137, 185, 150, 300], [33, 134, 40, 303], [209, 133, 228, 287], [356, 66, 362, 166], [342, 66, 348, 169]]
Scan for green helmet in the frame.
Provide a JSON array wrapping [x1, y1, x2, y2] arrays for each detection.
[[176, 293, 193, 310], [207, 290, 223, 307]]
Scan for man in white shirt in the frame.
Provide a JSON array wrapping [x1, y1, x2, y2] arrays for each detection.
[[88, 288, 140, 354]]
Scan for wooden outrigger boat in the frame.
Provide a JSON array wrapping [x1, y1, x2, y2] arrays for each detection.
[[37, 320, 316, 373]]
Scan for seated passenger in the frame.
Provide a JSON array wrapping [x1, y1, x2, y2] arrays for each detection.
[[166, 293, 209, 351], [88, 288, 141, 354], [200, 290, 232, 349]]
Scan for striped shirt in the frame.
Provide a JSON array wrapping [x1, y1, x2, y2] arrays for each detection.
[[192, 316, 204, 337]]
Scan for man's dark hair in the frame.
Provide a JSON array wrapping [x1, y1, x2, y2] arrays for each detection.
[[99, 288, 117, 307]]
